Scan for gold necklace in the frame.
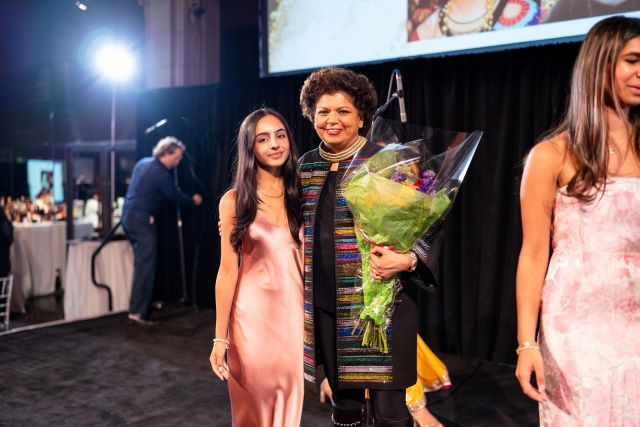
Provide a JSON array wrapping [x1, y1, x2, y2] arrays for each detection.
[[259, 188, 284, 198], [608, 146, 630, 162], [318, 135, 367, 163], [439, 0, 498, 36]]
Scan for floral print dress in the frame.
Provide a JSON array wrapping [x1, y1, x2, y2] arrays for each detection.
[[539, 178, 640, 426]]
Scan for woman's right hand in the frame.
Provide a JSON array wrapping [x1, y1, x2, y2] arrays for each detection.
[[515, 348, 548, 403], [210, 343, 230, 381]]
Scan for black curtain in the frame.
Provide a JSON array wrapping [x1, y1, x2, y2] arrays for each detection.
[[136, 41, 580, 364]]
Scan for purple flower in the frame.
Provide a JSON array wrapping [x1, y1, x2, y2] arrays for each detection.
[[417, 170, 437, 195], [391, 170, 408, 184]]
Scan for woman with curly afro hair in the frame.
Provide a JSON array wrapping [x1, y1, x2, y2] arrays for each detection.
[[298, 66, 441, 427]]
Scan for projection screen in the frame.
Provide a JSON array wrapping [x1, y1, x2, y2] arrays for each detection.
[[261, 0, 640, 76]]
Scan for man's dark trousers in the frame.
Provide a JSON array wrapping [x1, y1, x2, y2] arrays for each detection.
[[123, 210, 157, 316]]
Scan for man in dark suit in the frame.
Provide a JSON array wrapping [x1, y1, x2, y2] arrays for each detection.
[[122, 137, 202, 325]]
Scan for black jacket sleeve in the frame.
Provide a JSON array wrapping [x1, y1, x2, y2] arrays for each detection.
[[0, 209, 13, 276], [400, 224, 443, 291], [0, 210, 13, 246]]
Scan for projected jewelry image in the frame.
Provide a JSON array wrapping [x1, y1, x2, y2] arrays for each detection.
[[408, 0, 547, 40]]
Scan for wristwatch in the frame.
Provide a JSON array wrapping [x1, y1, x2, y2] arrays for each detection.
[[407, 251, 418, 272]]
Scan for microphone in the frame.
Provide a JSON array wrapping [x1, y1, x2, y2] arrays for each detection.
[[144, 118, 168, 134], [394, 70, 407, 123]]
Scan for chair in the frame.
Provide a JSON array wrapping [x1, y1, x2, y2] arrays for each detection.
[[0, 275, 13, 331]]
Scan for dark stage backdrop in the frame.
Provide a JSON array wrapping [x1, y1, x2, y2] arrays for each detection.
[[137, 41, 579, 364]]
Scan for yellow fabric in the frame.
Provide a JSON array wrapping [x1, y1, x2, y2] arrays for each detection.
[[406, 380, 425, 409], [406, 335, 451, 407]]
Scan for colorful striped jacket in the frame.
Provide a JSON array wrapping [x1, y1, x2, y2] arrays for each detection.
[[300, 145, 438, 389]]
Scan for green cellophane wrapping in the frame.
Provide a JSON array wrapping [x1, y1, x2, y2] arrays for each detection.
[[344, 168, 451, 352]]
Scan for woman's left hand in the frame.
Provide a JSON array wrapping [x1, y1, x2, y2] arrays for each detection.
[[319, 378, 333, 404], [369, 246, 413, 280]]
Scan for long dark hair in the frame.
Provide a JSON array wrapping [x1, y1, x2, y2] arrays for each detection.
[[545, 16, 640, 202], [230, 108, 302, 251]]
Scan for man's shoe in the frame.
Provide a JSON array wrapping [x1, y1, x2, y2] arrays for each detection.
[[128, 313, 159, 326]]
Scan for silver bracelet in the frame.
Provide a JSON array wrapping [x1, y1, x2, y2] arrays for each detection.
[[213, 338, 230, 349], [407, 251, 418, 272], [515, 340, 540, 355]]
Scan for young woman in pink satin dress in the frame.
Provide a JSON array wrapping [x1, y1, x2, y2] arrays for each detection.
[[515, 17, 640, 425], [210, 108, 304, 426]]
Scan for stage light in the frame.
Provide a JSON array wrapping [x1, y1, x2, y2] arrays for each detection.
[[75, 1, 88, 11], [93, 43, 136, 232], [94, 44, 135, 84]]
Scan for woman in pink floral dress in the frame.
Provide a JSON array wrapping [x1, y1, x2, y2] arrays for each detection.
[[515, 16, 640, 425]]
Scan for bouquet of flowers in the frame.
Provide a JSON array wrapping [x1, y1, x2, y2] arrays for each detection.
[[342, 118, 482, 352]]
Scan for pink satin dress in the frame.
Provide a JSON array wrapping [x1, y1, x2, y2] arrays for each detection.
[[227, 209, 304, 427]]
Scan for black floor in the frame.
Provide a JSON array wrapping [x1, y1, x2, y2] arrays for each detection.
[[0, 309, 537, 426], [8, 292, 65, 330]]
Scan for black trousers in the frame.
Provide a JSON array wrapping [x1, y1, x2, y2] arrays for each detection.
[[315, 307, 410, 423], [123, 211, 157, 316]]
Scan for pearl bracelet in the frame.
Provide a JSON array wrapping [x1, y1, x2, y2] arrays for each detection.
[[515, 340, 540, 355], [213, 338, 230, 349]]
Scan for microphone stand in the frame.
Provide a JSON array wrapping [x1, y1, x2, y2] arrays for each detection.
[[183, 152, 208, 313], [174, 168, 189, 306], [371, 69, 407, 133], [373, 90, 404, 121], [372, 89, 404, 135]]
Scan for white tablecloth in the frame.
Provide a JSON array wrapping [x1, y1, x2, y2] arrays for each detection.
[[9, 221, 94, 312], [63, 240, 133, 321]]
